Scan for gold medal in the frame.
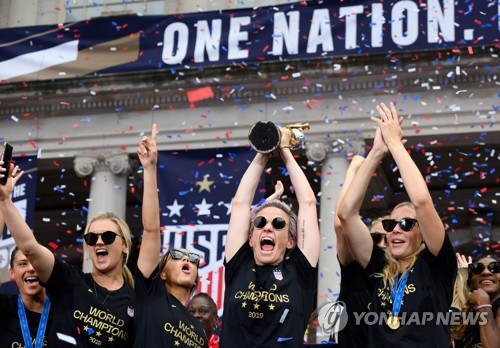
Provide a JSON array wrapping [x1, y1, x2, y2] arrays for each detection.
[[387, 315, 400, 330]]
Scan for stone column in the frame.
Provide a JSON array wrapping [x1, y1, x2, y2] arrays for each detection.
[[74, 153, 130, 272]]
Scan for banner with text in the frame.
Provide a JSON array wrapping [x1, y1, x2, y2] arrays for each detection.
[[0, 0, 497, 82], [0, 156, 38, 289], [157, 148, 264, 314]]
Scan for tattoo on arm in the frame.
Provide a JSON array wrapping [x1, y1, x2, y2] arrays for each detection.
[[301, 219, 305, 249]]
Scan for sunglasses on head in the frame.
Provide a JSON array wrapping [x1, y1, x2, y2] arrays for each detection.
[[83, 231, 122, 246], [382, 218, 418, 232], [168, 248, 201, 264], [371, 233, 387, 244], [253, 216, 287, 230], [468, 261, 500, 275]]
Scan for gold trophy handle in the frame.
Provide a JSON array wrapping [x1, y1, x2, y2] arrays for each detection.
[[285, 123, 310, 131]]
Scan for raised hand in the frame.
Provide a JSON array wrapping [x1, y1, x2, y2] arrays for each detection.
[[137, 123, 158, 169], [0, 164, 24, 201], [469, 288, 491, 309], [456, 252, 472, 269], [277, 126, 292, 151], [266, 180, 284, 202], [371, 102, 404, 147]]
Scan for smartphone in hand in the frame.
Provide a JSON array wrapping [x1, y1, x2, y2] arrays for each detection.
[[0, 142, 13, 185]]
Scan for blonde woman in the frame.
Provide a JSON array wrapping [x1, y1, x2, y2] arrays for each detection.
[[337, 103, 457, 347], [0, 163, 134, 347]]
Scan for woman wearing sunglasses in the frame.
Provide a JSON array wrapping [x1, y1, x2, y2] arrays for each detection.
[[220, 126, 320, 347], [453, 257, 500, 348], [132, 124, 207, 347], [337, 103, 457, 347], [0, 180, 134, 345]]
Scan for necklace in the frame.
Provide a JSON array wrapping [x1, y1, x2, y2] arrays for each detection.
[[93, 279, 112, 306]]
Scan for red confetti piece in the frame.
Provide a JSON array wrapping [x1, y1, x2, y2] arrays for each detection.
[[48, 242, 59, 250], [468, 46, 473, 54], [186, 87, 214, 103], [119, 145, 126, 150]]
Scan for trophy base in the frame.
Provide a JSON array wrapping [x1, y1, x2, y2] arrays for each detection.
[[248, 121, 281, 154]]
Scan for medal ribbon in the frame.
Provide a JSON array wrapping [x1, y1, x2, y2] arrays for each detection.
[[17, 295, 51, 348], [390, 271, 409, 319]]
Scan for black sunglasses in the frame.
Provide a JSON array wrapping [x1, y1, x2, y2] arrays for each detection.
[[84, 231, 122, 246], [253, 216, 287, 230], [371, 233, 387, 244], [469, 261, 500, 275], [169, 248, 201, 264], [382, 218, 418, 232]]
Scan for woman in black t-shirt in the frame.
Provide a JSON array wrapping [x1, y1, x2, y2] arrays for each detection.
[[0, 153, 135, 348], [454, 256, 500, 348], [337, 102, 457, 347], [220, 125, 320, 348], [133, 124, 207, 348]]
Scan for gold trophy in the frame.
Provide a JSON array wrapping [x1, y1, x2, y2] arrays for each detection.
[[248, 121, 310, 154]]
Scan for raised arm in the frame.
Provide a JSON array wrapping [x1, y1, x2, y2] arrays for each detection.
[[468, 288, 500, 348], [334, 155, 365, 266], [278, 128, 320, 266], [337, 127, 388, 268], [225, 152, 270, 262], [136, 124, 161, 278], [0, 164, 55, 283], [372, 103, 445, 256]]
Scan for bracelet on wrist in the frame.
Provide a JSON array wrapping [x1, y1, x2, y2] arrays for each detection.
[[474, 304, 492, 311]]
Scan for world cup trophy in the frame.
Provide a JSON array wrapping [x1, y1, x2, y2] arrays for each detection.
[[248, 121, 310, 154]]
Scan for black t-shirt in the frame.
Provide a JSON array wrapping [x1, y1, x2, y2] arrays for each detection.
[[133, 266, 207, 348], [336, 257, 370, 347], [363, 233, 457, 348], [44, 257, 134, 347], [0, 293, 52, 348], [454, 297, 500, 348], [220, 243, 318, 348]]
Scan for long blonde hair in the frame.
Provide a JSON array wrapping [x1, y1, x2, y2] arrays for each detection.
[[450, 269, 471, 340], [375, 202, 424, 290], [83, 212, 134, 287]]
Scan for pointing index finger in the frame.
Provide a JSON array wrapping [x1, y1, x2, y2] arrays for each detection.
[[151, 123, 157, 143]]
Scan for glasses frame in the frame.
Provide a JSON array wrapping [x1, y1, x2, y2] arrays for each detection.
[[83, 231, 122, 246], [252, 216, 287, 230], [168, 248, 201, 264], [468, 261, 500, 275], [382, 218, 418, 232], [371, 233, 387, 244]]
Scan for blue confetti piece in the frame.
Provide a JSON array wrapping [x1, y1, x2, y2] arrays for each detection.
[[277, 337, 292, 342]]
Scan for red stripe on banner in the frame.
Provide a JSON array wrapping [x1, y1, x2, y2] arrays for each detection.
[[217, 265, 224, 310], [206, 270, 213, 296]]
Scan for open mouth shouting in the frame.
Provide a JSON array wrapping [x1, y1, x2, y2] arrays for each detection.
[[24, 275, 40, 288], [95, 248, 109, 262], [182, 262, 191, 273], [261, 237, 276, 252]]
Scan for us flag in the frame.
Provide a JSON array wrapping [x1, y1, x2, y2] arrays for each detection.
[[157, 147, 265, 314]]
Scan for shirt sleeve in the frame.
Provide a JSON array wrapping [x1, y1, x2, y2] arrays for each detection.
[[422, 232, 457, 281], [224, 242, 252, 285], [363, 244, 386, 292], [134, 265, 164, 304], [288, 247, 318, 287], [44, 257, 82, 297]]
